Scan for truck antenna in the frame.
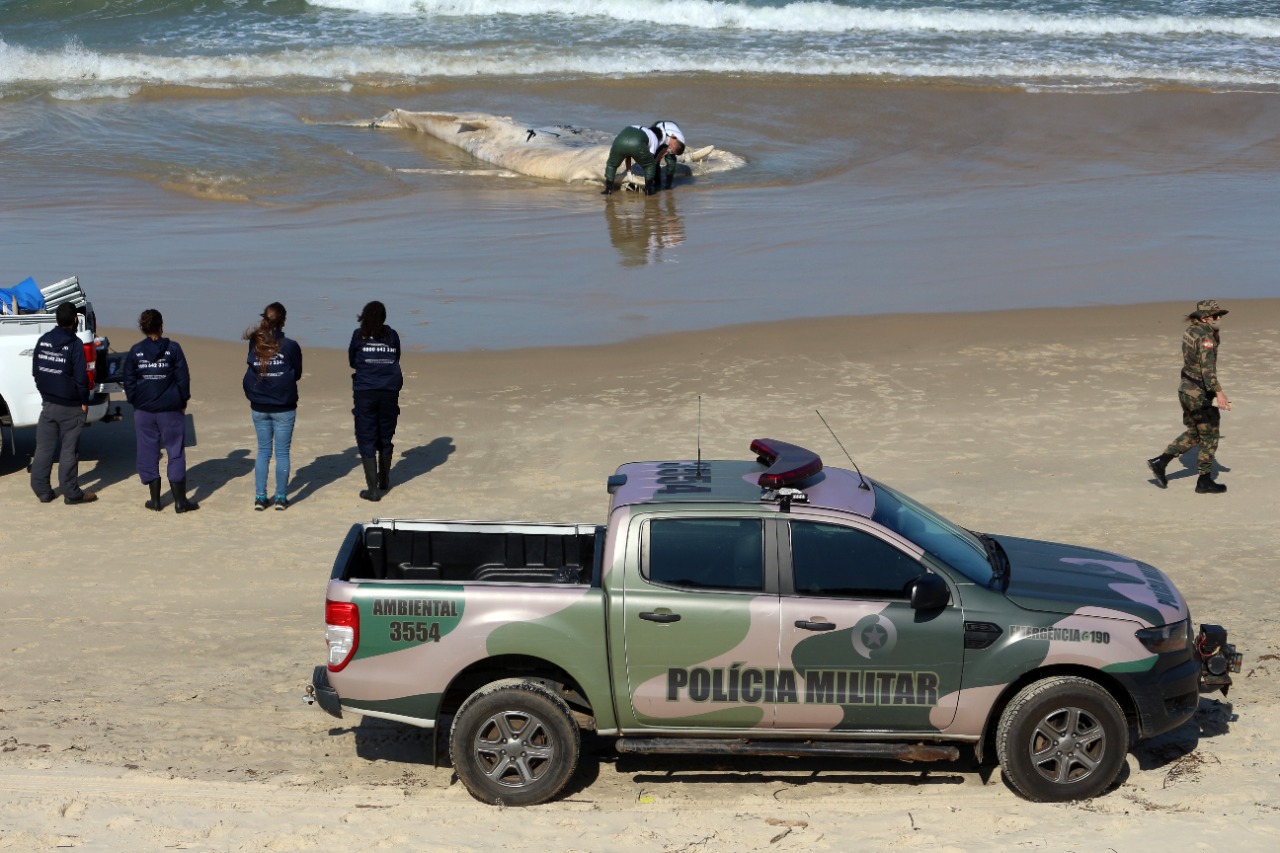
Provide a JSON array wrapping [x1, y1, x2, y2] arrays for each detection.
[[815, 409, 870, 490], [696, 395, 703, 480]]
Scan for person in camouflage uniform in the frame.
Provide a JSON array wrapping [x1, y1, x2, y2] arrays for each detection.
[[1148, 300, 1231, 494]]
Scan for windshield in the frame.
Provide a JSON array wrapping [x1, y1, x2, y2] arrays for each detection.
[[870, 480, 995, 585]]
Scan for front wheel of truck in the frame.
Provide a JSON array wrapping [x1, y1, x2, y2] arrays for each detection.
[[449, 678, 581, 806], [995, 675, 1128, 802]]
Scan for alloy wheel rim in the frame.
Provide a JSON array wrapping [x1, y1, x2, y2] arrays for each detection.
[[1026, 705, 1107, 785], [471, 710, 556, 789]]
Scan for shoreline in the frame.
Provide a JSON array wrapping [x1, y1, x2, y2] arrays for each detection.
[[99, 295, 1280, 356]]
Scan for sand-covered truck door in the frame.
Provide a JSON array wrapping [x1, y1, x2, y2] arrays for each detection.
[[620, 514, 781, 731], [775, 518, 963, 732]]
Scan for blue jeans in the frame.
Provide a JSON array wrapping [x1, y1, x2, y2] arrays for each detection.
[[251, 409, 296, 497]]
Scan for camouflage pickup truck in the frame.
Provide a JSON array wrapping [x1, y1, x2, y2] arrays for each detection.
[[307, 438, 1239, 806]]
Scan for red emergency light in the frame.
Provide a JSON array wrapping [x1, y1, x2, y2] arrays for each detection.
[[750, 438, 823, 489]]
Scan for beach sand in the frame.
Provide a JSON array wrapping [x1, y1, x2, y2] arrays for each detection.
[[2, 301, 1278, 851]]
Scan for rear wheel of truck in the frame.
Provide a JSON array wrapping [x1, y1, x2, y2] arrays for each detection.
[[996, 675, 1128, 802], [449, 679, 581, 806]]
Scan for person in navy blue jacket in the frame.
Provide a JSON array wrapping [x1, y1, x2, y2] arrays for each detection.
[[123, 309, 197, 513], [349, 300, 403, 501], [29, 302, 96, 505], [242, 302, 302, 511]]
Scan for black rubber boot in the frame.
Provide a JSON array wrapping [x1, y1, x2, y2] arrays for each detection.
[[377, 450, 392, 491], [1195, 474, 1226, 494], [360, 457, 381, 502], [172, 480, 200, 513], [145, 479, 163, 511], [644, 177, 657, 196], [1146, 454, 1174, 488], [600, 179, 613, 196]]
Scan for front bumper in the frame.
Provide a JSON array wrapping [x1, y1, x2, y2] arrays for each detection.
[[1118, 654, 1201, 739], [305, 665, 343, 719], [1118, 622, 1242, 740]]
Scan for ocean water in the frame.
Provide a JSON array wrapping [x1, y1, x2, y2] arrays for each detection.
[[4, 0, 1279, 95], [2, 2, 1278, 350]]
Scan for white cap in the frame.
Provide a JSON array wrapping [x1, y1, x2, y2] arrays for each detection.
[[657, 121, 685, 145]]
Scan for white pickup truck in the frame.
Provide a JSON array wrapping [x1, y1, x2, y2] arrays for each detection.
[[0, 276, 122, 454]]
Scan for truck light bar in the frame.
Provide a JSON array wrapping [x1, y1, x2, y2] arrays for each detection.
[[750, 438, 823, 489]]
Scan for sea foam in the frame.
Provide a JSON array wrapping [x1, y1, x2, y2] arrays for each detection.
[[304, 0, 1280, 38]]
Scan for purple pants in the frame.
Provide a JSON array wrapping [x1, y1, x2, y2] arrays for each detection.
[[135, 409, 187, 483]]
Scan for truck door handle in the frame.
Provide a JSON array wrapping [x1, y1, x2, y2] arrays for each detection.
[[795, 619, 836, 631], [640, 611, 682, 624]]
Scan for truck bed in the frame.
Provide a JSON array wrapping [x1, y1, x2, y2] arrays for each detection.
[[337, 521, 601, 585], [1, 275, 119, 438], [0, 276, 92, 323]]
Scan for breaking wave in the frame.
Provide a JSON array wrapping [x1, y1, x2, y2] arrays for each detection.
[[306, 0, 1280, 38]]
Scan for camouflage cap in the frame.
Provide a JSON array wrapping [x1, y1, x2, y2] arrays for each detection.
[[1192, 299, 1228, 318]]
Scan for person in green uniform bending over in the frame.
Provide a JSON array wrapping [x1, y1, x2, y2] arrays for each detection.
[[1148, 300, 1232, 494], [601, 121, 686, 196]]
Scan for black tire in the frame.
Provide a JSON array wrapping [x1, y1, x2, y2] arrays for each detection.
[[995, 675, 1128, 802], [448, 679, 580, 806]]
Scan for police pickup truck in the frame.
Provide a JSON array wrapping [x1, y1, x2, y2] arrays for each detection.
[[307, 439, 1239, 806]]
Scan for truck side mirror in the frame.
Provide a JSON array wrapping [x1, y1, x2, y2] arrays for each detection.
[[910, 573, 950, 610]]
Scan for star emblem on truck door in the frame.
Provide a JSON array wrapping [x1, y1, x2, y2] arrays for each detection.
[[851, 614, 898, 660]]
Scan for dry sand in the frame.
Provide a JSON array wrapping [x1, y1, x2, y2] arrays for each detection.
[[2, 301, 1279, 851]]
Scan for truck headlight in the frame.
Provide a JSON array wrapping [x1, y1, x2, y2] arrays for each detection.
[[1135, 618, 1191, 654]]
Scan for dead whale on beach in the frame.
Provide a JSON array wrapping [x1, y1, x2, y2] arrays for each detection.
[[368, 109, 744, 189]]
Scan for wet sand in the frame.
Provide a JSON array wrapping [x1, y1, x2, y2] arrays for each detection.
[[3, 83, 1279, 352], [1, 301, 1278, 850]]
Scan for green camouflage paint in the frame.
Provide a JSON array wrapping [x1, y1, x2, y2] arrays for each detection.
[[352, 584, 466, 662]]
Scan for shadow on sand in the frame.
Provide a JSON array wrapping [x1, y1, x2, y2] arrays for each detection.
[[385, 436, 455, 490]]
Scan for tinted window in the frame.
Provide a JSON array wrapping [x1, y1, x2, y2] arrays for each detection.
[[869, 481, 993, 584], [790, 522, 921, 599], [647, 518, 763, 592]]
